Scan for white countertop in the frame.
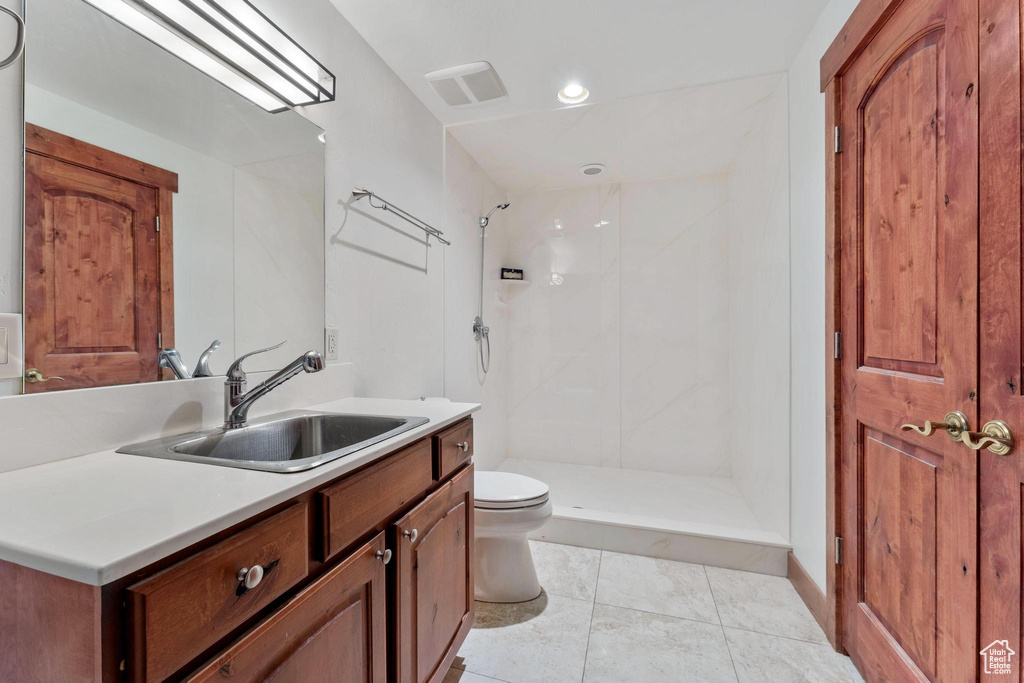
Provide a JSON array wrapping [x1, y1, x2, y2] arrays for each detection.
[[0, 397, 479, 586]]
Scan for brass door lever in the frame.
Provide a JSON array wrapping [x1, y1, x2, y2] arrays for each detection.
[[960, 420, 1014, 456], [901, 411, 969, 440]]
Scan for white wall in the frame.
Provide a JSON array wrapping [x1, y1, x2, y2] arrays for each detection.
[[442, 133, 508, 470], [247, 0, 446, 401], [25, 84, 237, 370], [788, 0, 859, 591], [727, 74, 791, 539]]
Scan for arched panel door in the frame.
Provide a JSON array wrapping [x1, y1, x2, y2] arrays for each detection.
[[836, 0, 979, 680]]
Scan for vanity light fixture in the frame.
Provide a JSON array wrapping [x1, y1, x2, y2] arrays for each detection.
[[82, 0, 335, 113], [557, 82, 589, 104]]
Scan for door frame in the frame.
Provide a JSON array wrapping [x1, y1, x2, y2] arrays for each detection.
[[24, 123, 178, 379], [818, 0, 911, 654]]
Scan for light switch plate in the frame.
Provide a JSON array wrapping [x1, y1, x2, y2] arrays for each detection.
[[0, 313, 23, 379]]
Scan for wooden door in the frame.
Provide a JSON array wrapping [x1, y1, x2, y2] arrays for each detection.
[[393, 464, 474, 683], [188, 533, 388, 683], [24, 125, 176, 392], [836, 0, 979, 680], [978, 1, 1024, 679]]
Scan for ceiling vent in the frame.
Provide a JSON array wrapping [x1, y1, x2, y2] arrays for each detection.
[[425, 62, 508, 107]]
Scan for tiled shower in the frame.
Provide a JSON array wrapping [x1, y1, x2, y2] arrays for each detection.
[[446, 72, 793, 571]]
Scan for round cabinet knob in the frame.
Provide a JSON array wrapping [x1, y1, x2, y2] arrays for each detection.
[[403, 528, 419, 543], [457, 442, 469, 452], [236, 564, 264, 590], [376, 549, 392, 565]]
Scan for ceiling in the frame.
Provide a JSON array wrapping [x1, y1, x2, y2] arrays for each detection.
[[329, 0, 828, 125], [448, 73, 785, 194]]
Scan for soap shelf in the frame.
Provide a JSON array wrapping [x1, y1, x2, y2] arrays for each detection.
[[493, 278, 531, 307]]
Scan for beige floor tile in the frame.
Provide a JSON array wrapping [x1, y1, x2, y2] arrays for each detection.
[[444, 667, 510, 683], [530, 540, 602, 601], [595, 551, 720, 623], [456, 593, 593, 683], [705, 566, 828, 644], [583, 604, 737, 682], [725, 627, 863, 682]]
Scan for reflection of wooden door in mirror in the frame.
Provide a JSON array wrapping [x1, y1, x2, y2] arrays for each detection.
[[24, 125, 177, 393]]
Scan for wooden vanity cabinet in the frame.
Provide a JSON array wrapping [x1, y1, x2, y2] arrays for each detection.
[[187, 533, 388, 683], [392, 465, 474, 683], [106, 418, 475, 683]]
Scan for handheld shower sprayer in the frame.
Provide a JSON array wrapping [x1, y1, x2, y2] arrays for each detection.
[[480, 203, 510, 229], [475, 203, 511, 373]]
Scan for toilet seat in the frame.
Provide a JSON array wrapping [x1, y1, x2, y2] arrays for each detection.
[[475, 471, 549, 510]]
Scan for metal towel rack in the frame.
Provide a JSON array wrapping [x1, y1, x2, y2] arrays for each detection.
[[0, 5, 24, 71], [352, 187, 450, 246]]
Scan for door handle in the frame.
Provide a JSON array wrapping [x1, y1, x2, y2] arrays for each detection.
[[960, 420, 1014, 456], [900, 411, 968, 441], [24, 368, 65, 383]]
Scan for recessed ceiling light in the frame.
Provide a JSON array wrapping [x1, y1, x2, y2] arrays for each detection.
[[580, 163, 605, 176], [558, 83, 589, 104]]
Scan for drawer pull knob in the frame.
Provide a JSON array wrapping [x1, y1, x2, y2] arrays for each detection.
[[404, 528, 419, 543], [236, 564, 264, 590], [457, 441, 469, 452], [376, 549, 392, 565]]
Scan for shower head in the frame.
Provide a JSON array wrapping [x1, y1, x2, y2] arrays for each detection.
[[480, 202, 511, 228]]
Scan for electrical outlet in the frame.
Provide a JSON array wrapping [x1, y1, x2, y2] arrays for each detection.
[[325, 327, 339, 361]]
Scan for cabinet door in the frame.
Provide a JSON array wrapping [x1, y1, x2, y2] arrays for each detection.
[[393, 464, 474, 683], [188, 533, 388, 683]]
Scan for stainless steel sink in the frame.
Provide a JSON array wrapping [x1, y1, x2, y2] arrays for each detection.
[[117, 410, 430, 473]]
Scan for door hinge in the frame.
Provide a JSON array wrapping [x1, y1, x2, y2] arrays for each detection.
[[157, 332, 162, 349], [834, 126, 842, 154], [155, 216, 161, 232], [835, 536, 844, 564], [834, 332, 842, 359]]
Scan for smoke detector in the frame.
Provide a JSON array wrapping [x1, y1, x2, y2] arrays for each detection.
[[580, 163, 606, 176], [425, 61, 508, 107]]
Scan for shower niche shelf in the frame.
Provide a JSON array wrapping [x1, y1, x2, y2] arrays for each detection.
[[493, 278, 531, 307]]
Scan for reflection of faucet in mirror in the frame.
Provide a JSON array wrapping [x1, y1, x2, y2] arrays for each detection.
[[193, 340, 221, 377], [158, 348, 192, 379], [224, 341, 325, 429], [158, 340, 222, 380]]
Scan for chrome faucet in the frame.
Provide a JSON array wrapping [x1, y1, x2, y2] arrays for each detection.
[[224, 341, 325, 429]]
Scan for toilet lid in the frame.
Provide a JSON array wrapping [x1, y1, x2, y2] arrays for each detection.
[[475, 471, 549, 509]]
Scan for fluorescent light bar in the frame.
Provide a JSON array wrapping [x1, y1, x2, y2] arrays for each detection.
[[82, 0, 335, 113]]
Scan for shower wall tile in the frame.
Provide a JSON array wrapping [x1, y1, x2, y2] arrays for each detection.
[[504, 186, 621, 467], [443, 133, 509, 471], [726, 74, 791, 538], [619, 176, 732, 476]]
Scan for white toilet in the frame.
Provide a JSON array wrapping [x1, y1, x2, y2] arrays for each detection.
[[474, 471, 552, 603]]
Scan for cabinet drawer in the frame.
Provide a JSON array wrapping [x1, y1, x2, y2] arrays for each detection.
[[188, 533, 387, 683], [433, 419, 473, 480], [318, 438, 433, 561], [127, 504, 309, 683]]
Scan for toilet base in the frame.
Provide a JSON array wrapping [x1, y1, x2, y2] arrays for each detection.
[[474, 534, 542, 603]]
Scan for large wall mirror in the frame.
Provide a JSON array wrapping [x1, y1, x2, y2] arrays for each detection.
[[15, 0, 326, 394]]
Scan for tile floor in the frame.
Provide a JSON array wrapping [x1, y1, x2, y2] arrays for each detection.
[[445, 541, 862, 683]]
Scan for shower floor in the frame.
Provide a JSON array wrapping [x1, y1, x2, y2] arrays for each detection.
[[498, 458, 791, 576]]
